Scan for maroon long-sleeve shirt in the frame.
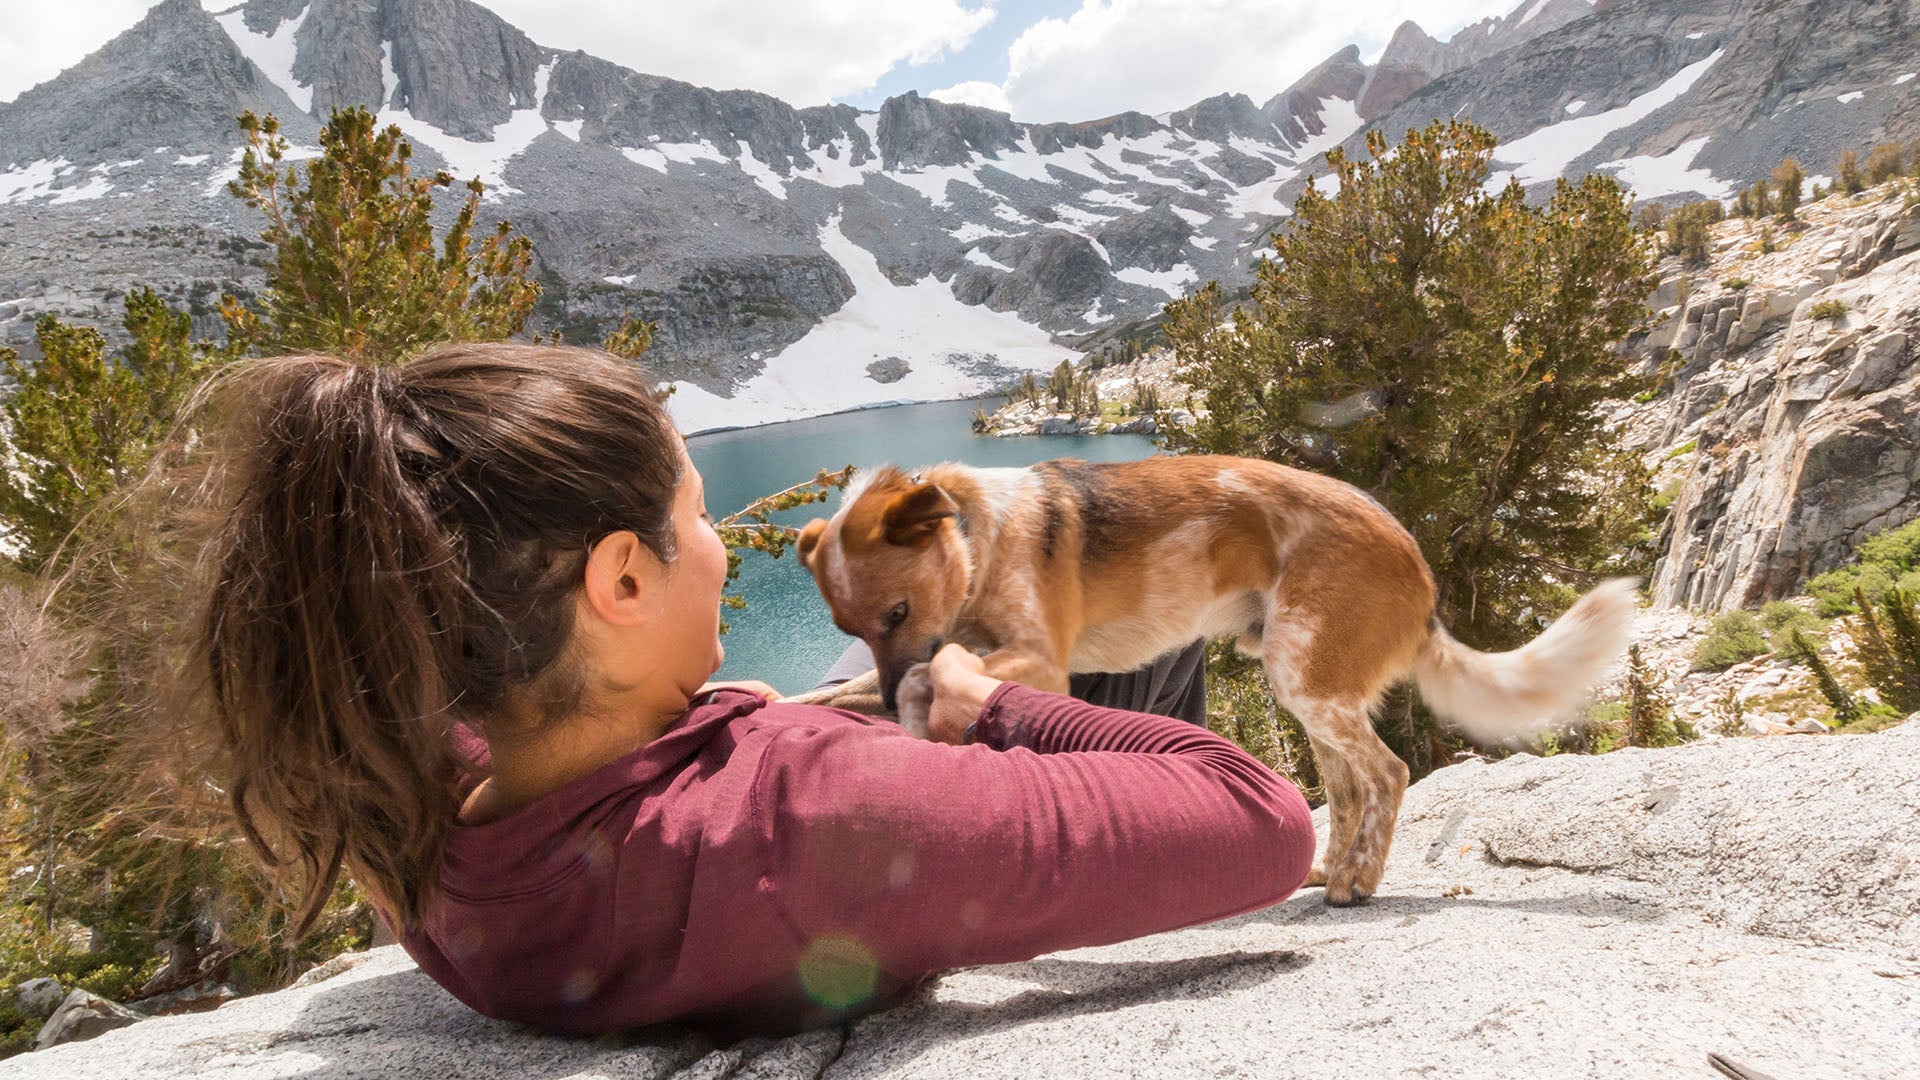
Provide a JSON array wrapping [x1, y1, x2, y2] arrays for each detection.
[[400, 684, 1315, 1038]]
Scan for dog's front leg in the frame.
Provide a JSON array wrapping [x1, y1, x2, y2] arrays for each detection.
[[894, 648, 1069, 739], [979, 649, 1069, 695]]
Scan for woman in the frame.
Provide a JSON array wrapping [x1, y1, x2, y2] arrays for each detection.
[[188, 343, 1315, 1038]]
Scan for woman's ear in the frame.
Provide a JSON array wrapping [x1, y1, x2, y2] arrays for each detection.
[[580, 531, 662, 627]]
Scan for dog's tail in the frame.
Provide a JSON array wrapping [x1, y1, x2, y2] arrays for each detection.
[[1410, 578, 1639, 746]]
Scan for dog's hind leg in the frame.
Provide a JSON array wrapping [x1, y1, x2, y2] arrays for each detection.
[[1287, 697, 1406, 905], [1262, 613, 1410, 906]]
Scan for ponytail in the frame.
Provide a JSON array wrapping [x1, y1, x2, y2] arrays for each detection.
[[187, 345, 681, 932]]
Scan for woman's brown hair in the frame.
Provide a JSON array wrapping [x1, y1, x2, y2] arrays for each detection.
[[188, 343, 683, 933]]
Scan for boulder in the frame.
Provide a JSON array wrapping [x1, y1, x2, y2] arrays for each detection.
[[33, 989, 143, 1051], [13, 720, 1919, 1079], [9, 978, 65, 1021]]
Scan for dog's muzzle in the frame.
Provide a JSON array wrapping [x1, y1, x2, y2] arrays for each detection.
[[876, 638, 945, 713]]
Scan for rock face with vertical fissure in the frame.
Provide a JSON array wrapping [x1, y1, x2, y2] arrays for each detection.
[[1631, 193, 1920, 611]]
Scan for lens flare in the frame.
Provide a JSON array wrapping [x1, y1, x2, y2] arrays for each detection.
[[560, 967, 599, 1005], [797, 934, 879, 1010]]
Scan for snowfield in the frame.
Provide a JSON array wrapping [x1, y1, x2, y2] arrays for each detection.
[[664, 216, 1075, 434]]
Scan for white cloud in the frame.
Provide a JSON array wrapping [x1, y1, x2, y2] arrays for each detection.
[[0, 0, 159, 104], [929, 79, 1014, 113], [998, 0, 1530, 121], [475, 0, 996, 106]]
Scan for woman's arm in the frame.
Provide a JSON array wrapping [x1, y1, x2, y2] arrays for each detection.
[[750, 650, 1315, 983]]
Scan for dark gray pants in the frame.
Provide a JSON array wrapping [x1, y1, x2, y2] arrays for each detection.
[[814, 639, 1209, 726]]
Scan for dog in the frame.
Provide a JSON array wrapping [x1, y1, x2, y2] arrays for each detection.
[[794, 456, 1635, 905]]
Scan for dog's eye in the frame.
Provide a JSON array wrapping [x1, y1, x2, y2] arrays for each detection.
[[885, 602, 909, 630]]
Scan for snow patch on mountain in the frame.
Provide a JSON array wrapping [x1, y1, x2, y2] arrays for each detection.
[[621, 138, 728, 174], [884, 162, 987, 209], [1290, 97, 1365, 164], [0, 158, 70, 204], [351, 44, 557, 195], [735, 145, 787, 199], [1115, 263, 1198, 297], [1490, 50, 1725, 186], [664, 216, 1072, 434], [213, 3, 312, 113], [964, 248, 1014, 273], [1600, 136, 1731, 201]]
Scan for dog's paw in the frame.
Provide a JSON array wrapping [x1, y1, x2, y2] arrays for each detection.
[[895, 662, 935, 739], [1322, 863, 1374, 907], [1303, 863, 1329, 888]]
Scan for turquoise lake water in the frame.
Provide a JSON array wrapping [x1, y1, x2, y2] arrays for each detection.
[[687, 399, 1161, 693]]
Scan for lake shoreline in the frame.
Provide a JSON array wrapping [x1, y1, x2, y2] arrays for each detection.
[[682, 392, 1001, 440]]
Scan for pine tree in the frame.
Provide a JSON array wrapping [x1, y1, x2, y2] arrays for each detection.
[[1838, 149, 1866, 195], [1866, 588, 1920, 713], [0, 290, 228, 570], [221, 109, 540, 365], [1792, 628, 1860, 724], [1165, 119, 1654, 778], [1047, 359, 1077, 412], [1623, 644, 1680, 747], [1772, 158, 1804, 221]]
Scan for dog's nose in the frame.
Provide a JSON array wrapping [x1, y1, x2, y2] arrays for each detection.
[[925, 637, 945, 660]]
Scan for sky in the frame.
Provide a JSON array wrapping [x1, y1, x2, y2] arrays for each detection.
[[2, 0, 1533, 121]]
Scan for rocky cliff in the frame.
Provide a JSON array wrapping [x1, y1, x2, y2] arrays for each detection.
[[6, 0, 1910, 432], [14, 716, 1919, 1078], [1630, 187, 1920, 610]]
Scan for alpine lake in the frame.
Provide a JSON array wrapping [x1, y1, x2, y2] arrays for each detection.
[[688, 398, 1161, 693]]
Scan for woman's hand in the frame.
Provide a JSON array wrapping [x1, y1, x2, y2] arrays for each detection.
[[923, 644, 1004, 745], [697, 679, 782, 700]]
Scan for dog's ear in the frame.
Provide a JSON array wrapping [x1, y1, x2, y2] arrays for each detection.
[[881, 484, 957, 548], [796, 519, 827, 569]]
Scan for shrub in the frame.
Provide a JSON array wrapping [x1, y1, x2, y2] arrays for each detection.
[[1810, 299, 1849, 320], [1721, 277, 1752, 291], [1838, 150, 1866, 195], [1691, 610, 1769, 671], [1664, 438, 1698, 461], [1760, 600, 1826, 650], [1635, 203, 1665, 232], [1802, 518, 1920, 613], [1865, 143, 1906, 185]]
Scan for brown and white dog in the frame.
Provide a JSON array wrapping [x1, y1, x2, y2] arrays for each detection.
[[794, 455, 1636, 905]]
